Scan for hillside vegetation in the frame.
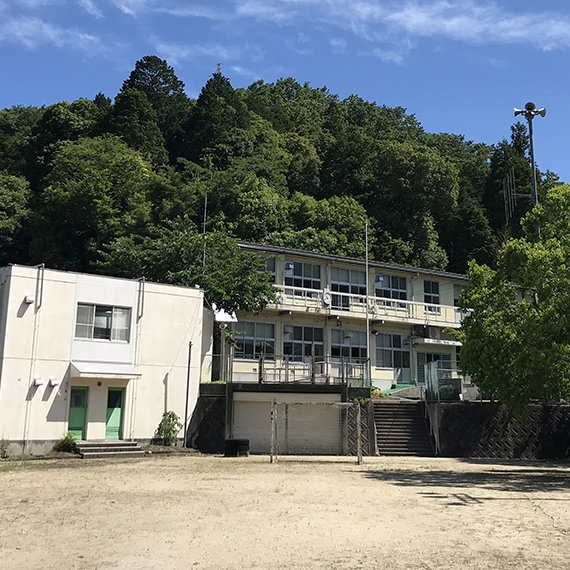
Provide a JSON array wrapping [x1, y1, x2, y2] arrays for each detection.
[[0, 56, 561, 308]]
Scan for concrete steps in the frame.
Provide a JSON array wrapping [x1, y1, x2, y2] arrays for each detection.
[[374, 400, 434, 456], [75, 440, 144, 459]]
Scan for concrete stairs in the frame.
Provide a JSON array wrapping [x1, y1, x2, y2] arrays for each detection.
[[374, 400, 434, 456], [75, 440, 144, 459]]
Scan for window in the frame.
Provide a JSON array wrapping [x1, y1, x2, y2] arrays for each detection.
[[424, 280, 440, 313], [417, 352, 452, 384], [259, 257, 276, 283], [331, 329, 367, 361], [234, 321, 275, 360], [283, 325, 323, 361], [284, 260, 321, 290], [376, 333, 410, 370], [75, 304, 131, 342], [375, 274, 407, 301], [454, 284, 466, 307], [331, 268, 366, 310]]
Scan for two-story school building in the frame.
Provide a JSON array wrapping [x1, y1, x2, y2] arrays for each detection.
[[231, 244, 468, 392], [0, 265, 212, 455]]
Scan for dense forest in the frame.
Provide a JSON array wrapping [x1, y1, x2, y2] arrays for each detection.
[[0, 56, 562, 307]]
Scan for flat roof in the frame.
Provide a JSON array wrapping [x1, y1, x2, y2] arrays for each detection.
[[238, 243, 469, 282]]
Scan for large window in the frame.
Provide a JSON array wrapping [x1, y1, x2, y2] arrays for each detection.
[[284, 261, 321, 290], [424, 280, 440, 313], [331, 329, 367, 361], [376, 333, 410, 370], [331, 267, 366, 310], [283, 325, 323, 361], [234, 321, 275, 360], [375, 274, 407, 301], [75, 304, 131, 342]]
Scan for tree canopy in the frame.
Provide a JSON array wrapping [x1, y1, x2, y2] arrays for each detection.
[[458, 184, 570, 413]]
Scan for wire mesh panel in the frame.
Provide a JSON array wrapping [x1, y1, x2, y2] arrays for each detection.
[[270, 401, 364, 464]]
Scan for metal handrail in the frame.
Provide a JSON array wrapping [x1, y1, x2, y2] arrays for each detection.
[[272, 285, 462, 325]]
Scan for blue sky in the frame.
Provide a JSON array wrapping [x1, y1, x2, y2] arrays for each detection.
[[1, 0, 569, 182]]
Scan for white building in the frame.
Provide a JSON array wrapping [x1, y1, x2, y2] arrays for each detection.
[[0, 265, 212, 455]]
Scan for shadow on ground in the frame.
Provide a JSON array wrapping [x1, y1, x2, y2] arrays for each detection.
[[363, 466, 570, 499]]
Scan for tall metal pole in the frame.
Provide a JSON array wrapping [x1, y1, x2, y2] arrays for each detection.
[[202, 188, 208, 268], [514, 102, 545, 238], [365, 221, 370, 386], [183, 341, 192, 447], [527, 118, 539, 208]]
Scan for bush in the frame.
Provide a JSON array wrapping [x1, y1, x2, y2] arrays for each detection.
[[155, 411, 183, 446], [54, 432, 76, 453], [439, 384, 460, 401]]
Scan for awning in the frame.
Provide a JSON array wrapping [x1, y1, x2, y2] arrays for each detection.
[[70, 361, 142, 380]]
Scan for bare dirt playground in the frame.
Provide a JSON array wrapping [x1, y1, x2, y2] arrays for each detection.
[[0, 454, 568, 569]]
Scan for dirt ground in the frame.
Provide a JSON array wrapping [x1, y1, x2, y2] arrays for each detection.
[[0, 454, 568, 570]]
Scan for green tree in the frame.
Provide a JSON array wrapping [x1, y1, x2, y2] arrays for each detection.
[[185, 72, 250, 162], [0, 105, 43, 177], [31, 136, 153, 270], [0, 172, 30, 263], [120, 55, 192, 160], [99, 222, 275, 313], [459, 184, 570, 413], [109, 89, 168, 164]]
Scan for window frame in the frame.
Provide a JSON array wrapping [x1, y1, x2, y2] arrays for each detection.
[[74, 303, 131, 343], [331, 329, 368, 362], [283, 325, 324, 362], [375, 333, 410, 370], [233, 321, 276, 361], [284, 260, 321, 291]]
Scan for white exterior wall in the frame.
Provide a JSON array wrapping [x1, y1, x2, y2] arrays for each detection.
[[0, 266, 209, 455], [232, 392, 341, 454]]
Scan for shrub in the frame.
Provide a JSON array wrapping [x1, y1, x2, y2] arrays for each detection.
[[439, 384, 460, 401], [54, 432, 76, 453], [0, 438, 9, 459], [155, 411, 183, 446]]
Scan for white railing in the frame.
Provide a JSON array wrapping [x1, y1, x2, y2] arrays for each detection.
[[272, 285, 462, 325]]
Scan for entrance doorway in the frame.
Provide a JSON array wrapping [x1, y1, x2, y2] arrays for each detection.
[[105, 388, 125, 440], [68, 387, 88, 440]]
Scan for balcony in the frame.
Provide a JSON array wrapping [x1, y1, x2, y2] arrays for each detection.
[[272, 285, 462, 327]]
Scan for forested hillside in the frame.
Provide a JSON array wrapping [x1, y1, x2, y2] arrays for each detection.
[[0, 56, 561, 307]]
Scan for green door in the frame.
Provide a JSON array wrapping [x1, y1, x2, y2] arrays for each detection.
[[69, 387, 88, 440], [106, 388, 124, 440]]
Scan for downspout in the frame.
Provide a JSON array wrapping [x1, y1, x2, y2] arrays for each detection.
[[129, 277, 145, 441], [23, 264, 45, 454]]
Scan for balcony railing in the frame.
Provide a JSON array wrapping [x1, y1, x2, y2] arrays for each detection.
[[212, 352, 370, 388], [273, 285, 462, 325]]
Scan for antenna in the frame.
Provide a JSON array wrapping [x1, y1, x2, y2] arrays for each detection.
[[503, 167, 533, 224], [215, 63, 222, 76]]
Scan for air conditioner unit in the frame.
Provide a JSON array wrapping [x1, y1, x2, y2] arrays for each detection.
[[427, 327, 441, 339], [284, 261, 294, 272]]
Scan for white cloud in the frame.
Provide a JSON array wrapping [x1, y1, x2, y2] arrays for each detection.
[[0, 16, 98, 50], [329, 37, 346, 53], [155, 5, 226, 19], [153, 41, 240, 65], [78, 0, 103, 18], [110, 0, 151, 16], [230, 0, 570, 54]]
